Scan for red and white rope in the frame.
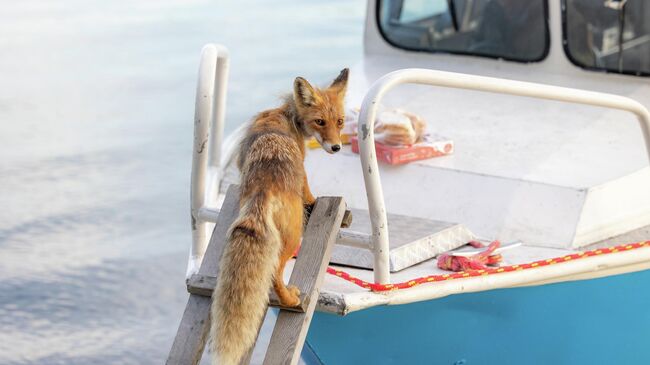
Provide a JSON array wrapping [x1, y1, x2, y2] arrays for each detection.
[[325, 241, 650, 292]]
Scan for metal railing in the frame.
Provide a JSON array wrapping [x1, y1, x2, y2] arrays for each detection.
[[188, 44, 229, 278], [357, 68, 650, 284]]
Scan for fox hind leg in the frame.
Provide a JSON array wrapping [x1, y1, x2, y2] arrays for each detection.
[[274, 259, 301, 307], [273, 194, 304, 307]]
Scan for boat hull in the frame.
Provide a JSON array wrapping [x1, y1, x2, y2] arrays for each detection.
[[306, 269, 650, 365]]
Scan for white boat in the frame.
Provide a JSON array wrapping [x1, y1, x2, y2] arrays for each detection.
[[189, 1, 650, 363]]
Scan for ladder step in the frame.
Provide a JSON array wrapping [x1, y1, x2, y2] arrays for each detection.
[[341, 209, 353, 228], [166, 185, 242, 365], [186, 273, 310, 313]]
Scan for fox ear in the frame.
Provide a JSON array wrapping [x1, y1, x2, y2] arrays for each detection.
[[294, 77, 319, 107], [329, 68, 349, 94]]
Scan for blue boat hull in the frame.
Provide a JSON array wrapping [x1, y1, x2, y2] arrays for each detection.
[[306, 269, 650, 365]]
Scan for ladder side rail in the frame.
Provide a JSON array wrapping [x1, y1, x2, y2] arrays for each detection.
[[167, 185, 241, 365], [263, 197, 346, 365]]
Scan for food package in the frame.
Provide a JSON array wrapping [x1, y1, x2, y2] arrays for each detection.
[[404, 110, 426, 142], [374, 108, 427, 146], [351, 134, 454, 165], [375, 110, 416, 145]]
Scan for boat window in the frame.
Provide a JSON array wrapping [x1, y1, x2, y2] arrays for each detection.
[[563, 0, 650, 76], [377, 0, 549, 62]]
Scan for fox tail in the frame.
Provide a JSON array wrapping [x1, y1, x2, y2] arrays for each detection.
[[209, 191, 281, 365]]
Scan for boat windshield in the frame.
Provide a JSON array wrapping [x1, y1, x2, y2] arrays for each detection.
[[564, 0, 650, 76], [377, 0, 549, 62]]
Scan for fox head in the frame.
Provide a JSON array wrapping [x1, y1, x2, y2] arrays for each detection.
[[293, 68, 349, 154]]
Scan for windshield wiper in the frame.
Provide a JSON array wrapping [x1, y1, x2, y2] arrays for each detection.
[[447, 0, 459, 32], [617, 1, 627, 72], [605, 0, 628, 72]]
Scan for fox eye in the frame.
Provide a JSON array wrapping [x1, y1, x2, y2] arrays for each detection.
[[315, 119, 326, 126], [337, 119, 344, 126]]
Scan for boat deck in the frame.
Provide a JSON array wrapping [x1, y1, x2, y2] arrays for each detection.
[[287, 223, 650, 315]]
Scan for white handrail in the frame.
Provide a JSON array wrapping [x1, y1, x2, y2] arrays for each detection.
[[358, 68, 650, 284], [188, 44, 230, 279]]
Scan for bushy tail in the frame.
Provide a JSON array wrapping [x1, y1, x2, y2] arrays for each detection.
[[210, 192, 281, 365]]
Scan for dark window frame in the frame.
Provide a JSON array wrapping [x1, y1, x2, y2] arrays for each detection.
[[561, 0, 650, 77], [376, 0, 551, 64]]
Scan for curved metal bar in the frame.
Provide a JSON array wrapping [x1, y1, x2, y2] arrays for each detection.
[[358, 68, 650, 284], [188, 44, 230, 279]]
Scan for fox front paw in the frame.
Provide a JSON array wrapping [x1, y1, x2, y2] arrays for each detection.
[[303, 202, 315, 222]]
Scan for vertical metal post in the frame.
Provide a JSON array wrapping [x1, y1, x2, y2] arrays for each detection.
[[188, 44, 230, 279], [358, 86, 393, 284], [206, 47, 230, 209]]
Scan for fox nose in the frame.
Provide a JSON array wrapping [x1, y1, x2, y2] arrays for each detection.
[[331, 144, 341, 152]]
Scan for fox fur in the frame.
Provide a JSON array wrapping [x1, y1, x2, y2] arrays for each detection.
[[210, 68, 349, 365]]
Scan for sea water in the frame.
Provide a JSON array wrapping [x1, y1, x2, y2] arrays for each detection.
[[0, 1, 364, 363]]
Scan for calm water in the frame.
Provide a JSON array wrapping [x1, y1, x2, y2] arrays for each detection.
[[0, 1, 365, 363]]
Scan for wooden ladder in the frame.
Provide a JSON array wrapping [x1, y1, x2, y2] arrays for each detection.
[[166, 185, 347, 365]]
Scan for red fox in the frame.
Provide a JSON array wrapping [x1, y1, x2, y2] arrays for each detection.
[[210, 68, 349, 365]]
